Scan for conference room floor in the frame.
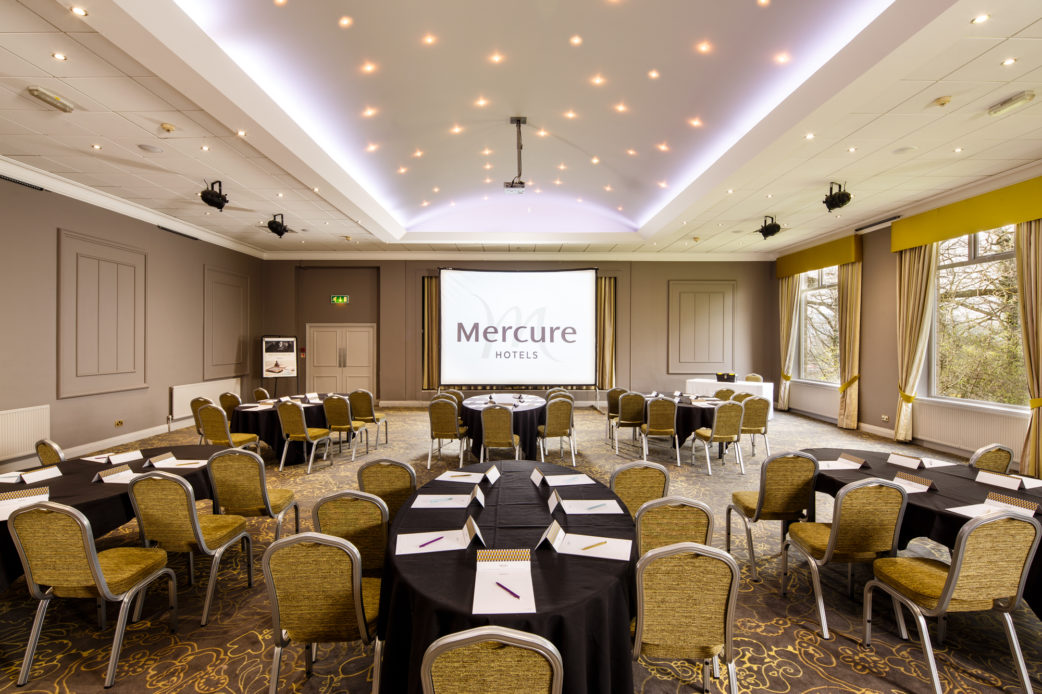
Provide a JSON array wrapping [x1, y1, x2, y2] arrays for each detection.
[[0, 406, 1037, 693]]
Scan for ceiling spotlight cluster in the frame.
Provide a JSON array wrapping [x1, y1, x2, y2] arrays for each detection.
[[823, 181, 852, 212]]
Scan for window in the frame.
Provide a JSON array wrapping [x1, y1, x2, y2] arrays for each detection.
[[798, 266, 839, 383], [933, 225, 1027, 406]]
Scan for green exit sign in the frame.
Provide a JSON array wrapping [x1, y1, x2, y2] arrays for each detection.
[[330, 294, 350, 305]]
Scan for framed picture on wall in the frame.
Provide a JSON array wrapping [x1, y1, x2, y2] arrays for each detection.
[[261, 336, 297, 378]]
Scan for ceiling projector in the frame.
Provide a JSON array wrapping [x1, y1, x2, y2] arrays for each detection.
[[267, 213, 289, 238], [503, 180, 525, 194], [200, 180, 228, 211]]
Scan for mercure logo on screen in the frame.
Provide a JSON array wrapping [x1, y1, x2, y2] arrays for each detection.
[[456, 322, 578, 360]]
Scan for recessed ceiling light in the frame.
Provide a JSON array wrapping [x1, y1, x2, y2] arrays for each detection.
[[590, 74, 606, 86], [277, 192, 284, 198], [656, 142, 669, 152], [555, 163, 566, 171], [398, 166, 408, 174], [450, 201, 456, 206], [200, 144, 209, 151], [647, 69, 660, 79], [577, 198, 583, 203], [412, 149, 424, 158], [774, 52, 791, 64], [617, 205, 623, 211], [421, 200, 430, 207], [432, 186, 440, 193], [489, 52, 504, 64], [688, 117, 703, 127], [422, 33, 436, 45], [52, 52, 68, 61], [570, 35, 583, 46], [484, 177, 492, 184], [626, 148, 637, 156], [450, 124, 463, 134], [657, 181, 667, 188], [805, 132, 815, 140], [590, 156, 600, 164], [554, 178, 562, 185], [360, 61, 377, 74], [564, 109, 577, 119], [481, 147, 492, 155], [696, 41, 712, 54], [953, 147, 963, 153], [312, 187, 319, 193], [236, 129, 246, 137], [273, 0, 286, 5], [848, 146, 857, 152], [766, 193, 773, 198], [536, 128, 548, 137], [604, 184, 612, 191], [758, 0, 770, 5], [475, 96, 489, 107], [970, 13, 989, 24], [483, 162, 492, 170], [727, 188, 734, 194], [71, 6, 88, 16], [1002, 57, 1017, 66], [366, 143, 379, 152], [90, 143, 101, 150], [362, 106, 378, 117], [339, 16, 353, 28], [614, 102, 628, 113]]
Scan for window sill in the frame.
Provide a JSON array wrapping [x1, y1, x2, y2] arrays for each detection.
[[916, 395, 1029, 418], [790, 379, 839, 390]]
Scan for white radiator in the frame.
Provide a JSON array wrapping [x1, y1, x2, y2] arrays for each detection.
[[0, 405, 50, 461], [170, 378, 241, 420], [788, 381, 840, 421], [915, 399, 1029, 462]]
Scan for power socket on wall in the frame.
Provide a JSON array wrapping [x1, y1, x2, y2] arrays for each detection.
[[114, 420, 124, 428], [880, 414, 890, 423]]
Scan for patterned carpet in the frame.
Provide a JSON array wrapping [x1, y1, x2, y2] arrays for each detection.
[[0, 407, 1037, 693]]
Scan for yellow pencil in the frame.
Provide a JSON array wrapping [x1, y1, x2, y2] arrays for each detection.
[[582, 540, 607, 551]]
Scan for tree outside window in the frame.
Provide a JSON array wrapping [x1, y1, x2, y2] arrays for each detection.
[[799, 266, 839, 383]]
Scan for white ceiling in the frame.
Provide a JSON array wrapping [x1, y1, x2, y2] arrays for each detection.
[[0, 0, 1040, 260]]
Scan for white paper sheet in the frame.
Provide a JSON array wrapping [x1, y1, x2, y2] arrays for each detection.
[[20, 467, 62, 484], [887, 453, 922, 469], [0, 490, 49, 521], [556, 532, 632, 561], [889, 476, 930, 494], [152, 459, 208, 469], [920, 457, 956, 468], [0, 472, 23, 483], [306, 392, 320, 401], [976, 470, 1023, 490], [98, 469, 143, 484], [1013, 475, 1042, 490], [948, 499, 1037, 519], [108, 450, 143, 464], [472, 554, 536, 614], [484, 466, 501, 485], [436, 471, 485, 484], [817, 460, 864, 471], [80, 454, 111, 463], [559, 499, 625, 515], [411, 485, 484, 509], [543, 473, 594, 487], [395, 529, 470, 554]]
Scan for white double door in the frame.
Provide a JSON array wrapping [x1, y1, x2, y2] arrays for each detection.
[[306, 323, 376, 395]]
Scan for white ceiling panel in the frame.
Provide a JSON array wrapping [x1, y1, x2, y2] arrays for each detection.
[[60, 76, 173, 111]]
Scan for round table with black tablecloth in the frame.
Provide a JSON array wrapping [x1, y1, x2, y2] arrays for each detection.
[[376, 459, 636, 694], [805, 447, 1042, 615], [459, 395, 546, 460], [0, 445, 219, 592], [231, 397, 331, 465]]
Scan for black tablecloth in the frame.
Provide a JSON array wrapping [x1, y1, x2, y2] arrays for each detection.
[[0, 445, 218, 592], [675, 399, 716, 447], [231, 398, 329, 465], [460, 396, 547, 460], [377, 459, 636, 694], [806, 447, 1042, 614]]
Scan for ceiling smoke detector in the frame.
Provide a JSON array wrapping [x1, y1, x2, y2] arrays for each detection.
[[504, 116, 527, 194]]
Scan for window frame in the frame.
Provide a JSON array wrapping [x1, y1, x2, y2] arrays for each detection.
[[796, 266, 840, 385]]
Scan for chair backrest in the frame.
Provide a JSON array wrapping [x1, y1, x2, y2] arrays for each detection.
[[198, 404, 234, 446], [753, 452, 818, 519], [9, 502, 109, 599], [618, 392, 645, 425], [542, 398, 573, 438], [358, 459, 417, 522], [219, 392, 241, 419], [545, 387, 567, 399], [277, 400, 307, 439], [323, 394, 354, 428], [34, 439, 65, 466], [709, 401, 744, 440], [942, 511, 1041, 612], [445, 389, 465, 406], [548, 392, 574, 402], [634, 542, 739, 663], [740, 397, 770, 432], [207, 449, 272, 516], [429, 399, 461, 439], [969, 443, 1014, 474], [606, 387, 627, 417], [635, 496, 714, 555], [313, 491, 389, 573], [253, 387, 270, 401], [129, 472, 203, 553], [348, 389, 377, 421], [826, 479, 907, 559], [645, 398, 676, 433], [744, 373, 763, 382], [190, 396, 213, 435], [611, 462, 670, 517], [431, 393, 456, 404], [481, 406, 515, 448], [731, 392, 754, 403], [263, 533, 370, 645], [713, 388, 735, 400], [421, 625, 563, 694]]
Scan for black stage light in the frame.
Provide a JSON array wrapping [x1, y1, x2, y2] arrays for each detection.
[[823, 182, 852, 212], [200, 180, 228, 211], [267, 213, 289, 238], [758, 215, 781, 239]]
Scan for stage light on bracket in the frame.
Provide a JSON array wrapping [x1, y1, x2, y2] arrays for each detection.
[[758, 216, 781, 239], [823, 181, 852, 212], [200, 180, 228, 211], [268, 213, 290, 237]]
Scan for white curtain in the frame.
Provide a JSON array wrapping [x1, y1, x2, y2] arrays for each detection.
[[894, 243, 938, 441], [1017, 219, 1042, 477], [837, 261, 862, 429], [777, 275, 801, 411]]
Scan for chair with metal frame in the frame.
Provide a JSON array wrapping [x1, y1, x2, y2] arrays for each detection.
[[199, 404, 260, 452], [358, 458, 417, 523], [428, 398, 469, 469], [276, 400, 332, 474], [263, 532, 382, 694], [219, 391, 241, 420], [726, 451, 817, 581], [129, 471, 253, 626], [713, 388, 735, 401], [323, 394, 368, 461], [781, 477, 907, 640], [692, 401, 745, 475], [190, 396, 214, 444], [480, 405, 520, 463], [612, 391, 646, 455], [635, 496, 715, 555], [420, 625, 563, 694], [604, 386, 627, 442], [730, 392, 754, 403], [641, 397, 680, 466], [610, 461, 669, 518], [968, 442, 1015, 474], [313, 490, 389, 577], [862, 511, 1041, 694], [444, 389, 465, 408], [634, 542, 741, 692], [349, 389, 388, 448], [739, 396, 771, 457], [537, 397, 576, 466], [34, 439, 65, 467], [207, 449, 299, 541], [743, 373, 764, 382], [254, 387, 270, 401], [8, 501, 177, 688]]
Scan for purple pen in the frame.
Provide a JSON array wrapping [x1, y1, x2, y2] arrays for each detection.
[[419, 536, 443, 547], [496, 582, 521, 599]]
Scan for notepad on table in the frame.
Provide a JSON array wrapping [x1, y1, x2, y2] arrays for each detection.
[[0, 471, 23, 483], [411, 485, 485, 509], [435, 466, 500, 485], [547, 490, 624, 515], [817, 453, 867, 471], [92, 464, 142, 484], [108, 450, 143, 465], [0, 487, 49, 521], [396, 516, 486, 555], [534, 520, 631, 561], [19, 466, 63, 484], [890, 471, 933, 494], [886, 452, 923, 469], [948, 492, 1038, 519], [472, 549, 537, 614]]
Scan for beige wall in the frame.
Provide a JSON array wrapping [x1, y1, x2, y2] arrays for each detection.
[[858, 227, 899, 426]]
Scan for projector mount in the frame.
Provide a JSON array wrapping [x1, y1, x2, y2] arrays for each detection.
[[504, 116, 526, 194]]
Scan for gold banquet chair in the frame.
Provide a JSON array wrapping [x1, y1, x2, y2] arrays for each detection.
[[313, 490, 389, 577], [726, 451, 817, 581], [743, 373, 764, 382], [198, 404, 260, 452], [641, 397, 680, 467], [254, 387, 270, 401], [323, 394, 368, 460], [349, 389, 388, 448], [219, 391, 241, 420], [862, 511, 1041, 694], [635, 496, 715, 555], [263, 532, 383, 694], [444, 389, 465, 407], [604, 386, 627, 442], [129, 471, 253, 626], [713, 388, 735, 401], [428, 398, 469, 469], [480, 405, 520, 463], [693, 401, 745, 475], [730, 392, 754, 403], [358, 458, 417, 523], [634, 542, 741, 693], [739, 396, 771, 457], [9, 502, 177, 689], [781, 478, 907, 640], [208, 449, 300, 541], [969, 442, 1014, 474], [421, 625, 564, 694], [276, 400, 332, 474], [538, 397, 576, 466], [612, 391, 645, 455], [610, 461, 669, 518], [34, 438, 65, 466], [190, 396, 213, 444]]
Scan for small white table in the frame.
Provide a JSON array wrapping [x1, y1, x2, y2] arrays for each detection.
[[684, 379, 774, 419]]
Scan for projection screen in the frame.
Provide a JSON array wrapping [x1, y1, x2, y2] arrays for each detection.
[[439, 268, 597, 387]]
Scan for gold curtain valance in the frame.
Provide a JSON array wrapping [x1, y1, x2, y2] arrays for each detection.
[[776, 235, 862, 278]]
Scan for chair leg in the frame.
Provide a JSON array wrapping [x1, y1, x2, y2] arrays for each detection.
[[244, 535, 254, 588], [458, 438, 465, 467], [278, 441, 289, 471], [479, 445, 485, 464], [702, 658, 711, 691], [306, 441, 316, 475], [17, 595, 51, 686], [372, 637, 384, 694], [735, 441, 746, 475], [862, 580, 876, 647], [570, 435, 576, 466], [351, 431, 359, 462], [744, 515, 757, 581], [764, 433, 771, 457], [912, 610, 942, 694], [614, 425, 619, 455], [641, 433, 648, 461], [269, 641, 284, 694], [893, 595, 909, 640], [97, 596, 107, 629], [1001, 611, 1033, 694], [936, 614, 947, 645], [106, 591, 139, 687], [427, 439, 434, 470], [727, 658, 738, 693], [674, 435, 681, 467], [539, 438, 545, 462], [702, 441, 712, 475], [805, 559, 831, 640], [305, 641, 314, 677]]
